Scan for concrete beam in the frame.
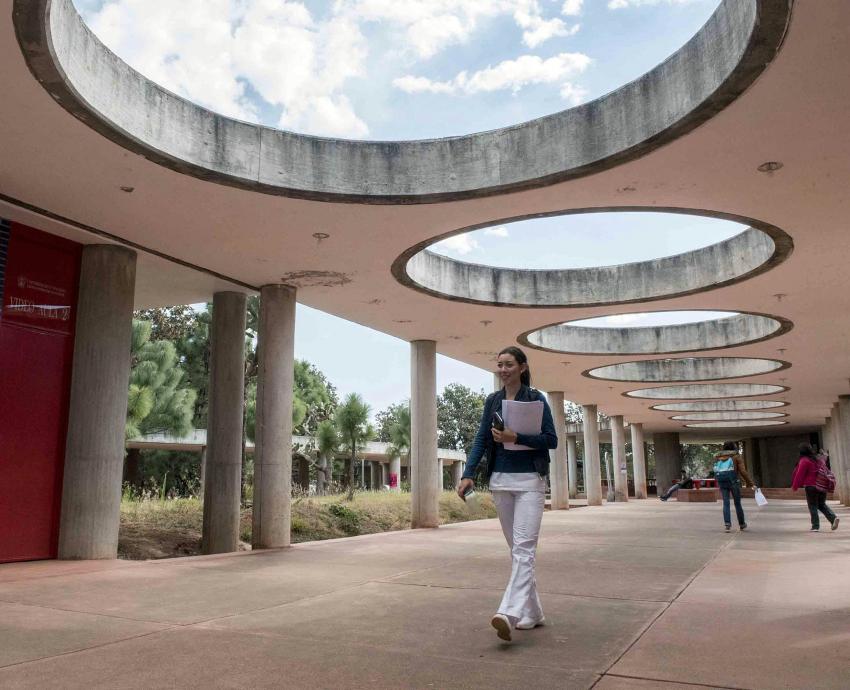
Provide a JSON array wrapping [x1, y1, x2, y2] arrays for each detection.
[[202, 292, 247, 555], [411, 340, 439, 527], [58, 245, 136, 560], [582, 404, 602, 506], [587, 357, 786, 383]]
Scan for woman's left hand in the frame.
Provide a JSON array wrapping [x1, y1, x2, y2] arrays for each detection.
[[491, 426, 518, 444]]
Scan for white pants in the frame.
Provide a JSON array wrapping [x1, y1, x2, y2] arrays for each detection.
[[493, 489, 545, 624]]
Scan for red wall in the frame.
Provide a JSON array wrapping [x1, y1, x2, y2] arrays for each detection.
[[0, 222, 80, 563]]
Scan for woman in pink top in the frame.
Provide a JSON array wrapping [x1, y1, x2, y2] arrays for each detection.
[[791, 443, 839, 532]]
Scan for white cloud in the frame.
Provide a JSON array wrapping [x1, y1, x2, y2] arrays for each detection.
[[395, 52, 591, 99], [562, 0, 584, 16], [608, 0, 700, 8], [82, 0, 590, 138], [434, 234, 480, 255], [484, 226, 510, 237]]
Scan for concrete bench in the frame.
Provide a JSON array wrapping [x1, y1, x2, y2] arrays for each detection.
[[677, 489, 718, 502]]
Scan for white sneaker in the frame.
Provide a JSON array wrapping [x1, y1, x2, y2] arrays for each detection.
[[490, 614, 512, 641], [516, 616, 546, 630]]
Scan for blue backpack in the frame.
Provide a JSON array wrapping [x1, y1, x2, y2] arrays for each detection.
[[714, 455, 737, 481]]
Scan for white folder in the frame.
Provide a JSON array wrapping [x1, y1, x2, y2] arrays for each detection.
[[501, 399, 544, 451]]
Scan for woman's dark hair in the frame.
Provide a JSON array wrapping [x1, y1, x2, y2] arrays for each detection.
[[498, 346, 531, 386], [799, 442, 816, 458], [722, 441, 737, 451]]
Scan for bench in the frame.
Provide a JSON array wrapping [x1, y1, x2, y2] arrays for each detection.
[[677, 488, 719, 502]]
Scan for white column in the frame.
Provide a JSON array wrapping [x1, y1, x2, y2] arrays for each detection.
[[548, 391, 569, 510], [252, 285, 296, 550], [630, 423, 647, 499], [390, 456, 401, 492], [452, 460, 463, 488], [411, 340, 439, 527], [833, 395, 850, 506], [493, 372, 502, 392], [202, 292, 248, 555], [437, 459, 444, 492], [582, 404, 602, 506], [58, 245, 136, 559], [824, 417, 844, 504], [567, 435, 579, 499], [611, 415, 628, 502]]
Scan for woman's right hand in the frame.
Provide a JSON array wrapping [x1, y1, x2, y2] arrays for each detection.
[[457, 477, 474, 500]]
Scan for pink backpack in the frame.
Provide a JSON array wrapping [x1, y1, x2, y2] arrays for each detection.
[[815, 459, 836, 494]]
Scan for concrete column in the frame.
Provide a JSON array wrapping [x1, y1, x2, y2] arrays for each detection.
[[548, 392, 569, 510], [630, 423, 647, 499], [824, 416, 845, 504], [582, 404, 602, 506], [833, 395, 850, 507], [758, 438, 770, 487], [567, 435, 579, 499], [654, 433, 681, 496], [58, 245, 136, 560], [199, 447, 207, 496], [493, 372, 502, 392], [202, 292, 247, 555], [611, 416, 628, 502], [452, 460, 463, 488], [298, 457, 310, 492], [252, 285, 295, 549], [389, 456, 401, 491], [411, 340, 439, 527]]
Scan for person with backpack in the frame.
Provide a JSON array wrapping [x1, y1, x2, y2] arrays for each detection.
[[791, 443, 839, 531], [713, 441, 754, 532], [456, 346, 557, 642]]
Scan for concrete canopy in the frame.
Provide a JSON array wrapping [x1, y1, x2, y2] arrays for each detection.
[[4, 0, 850, 442]]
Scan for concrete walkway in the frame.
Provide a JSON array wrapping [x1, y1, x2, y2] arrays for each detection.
[[0, 499, 848, 689]]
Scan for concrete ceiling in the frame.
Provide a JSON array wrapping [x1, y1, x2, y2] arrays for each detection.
[[2, 0, 849, 442]]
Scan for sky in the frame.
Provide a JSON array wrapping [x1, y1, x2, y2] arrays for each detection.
[[73, 0, 727, 417]]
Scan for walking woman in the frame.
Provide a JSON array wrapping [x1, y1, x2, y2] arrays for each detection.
[[713, 441, 754, 532], [456, 346, 557, 642], [792, 443, 840, 531]]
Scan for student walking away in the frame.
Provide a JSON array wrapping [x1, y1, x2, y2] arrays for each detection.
[[456, 346, 557, 642], [713, 441, 754, 532], [792, 443, 839, 532], [659, 471, 694, 501]]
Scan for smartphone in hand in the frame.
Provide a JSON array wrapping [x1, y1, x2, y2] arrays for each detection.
[[492, 411, 504, 431]]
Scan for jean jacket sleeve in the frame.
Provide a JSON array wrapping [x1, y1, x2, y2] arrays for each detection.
[[514, 394, 558, 450]]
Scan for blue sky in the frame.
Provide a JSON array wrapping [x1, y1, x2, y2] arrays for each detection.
[[74, 0, 727, 417]]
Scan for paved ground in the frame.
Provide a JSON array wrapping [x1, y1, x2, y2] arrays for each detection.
[[0, 498, 848, 689]]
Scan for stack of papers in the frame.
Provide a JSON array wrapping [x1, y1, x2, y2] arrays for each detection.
[[501, 400, 544, 451]]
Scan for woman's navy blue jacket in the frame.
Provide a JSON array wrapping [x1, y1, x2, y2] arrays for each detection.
[[462, 385, 557, 481]]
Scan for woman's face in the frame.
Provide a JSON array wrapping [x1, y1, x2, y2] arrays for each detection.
[[496, 353, 526, 386]]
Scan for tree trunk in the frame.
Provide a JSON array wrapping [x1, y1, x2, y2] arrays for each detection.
[[317, 454, 327, 495]]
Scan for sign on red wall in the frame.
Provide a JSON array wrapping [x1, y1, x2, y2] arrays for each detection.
[[0, 222, 81, 563]]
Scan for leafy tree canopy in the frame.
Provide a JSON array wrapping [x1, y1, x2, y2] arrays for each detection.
[[437, 383, 486, 455], [126, 320, 196, 439]]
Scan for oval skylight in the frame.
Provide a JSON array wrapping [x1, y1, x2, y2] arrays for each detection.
[[73, 0, 722, 141]]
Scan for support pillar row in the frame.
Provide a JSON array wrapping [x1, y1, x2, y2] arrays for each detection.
[[59, 245, 137, 560], [411, 340, 439, 527], [611, 415, 628, 502], [252, 285, 296, 549], [582, 404, 602, 506], [202, 292, 247, 555], [567, 435, 578, 499], [630, 423, 647, 499], [836, 399, 850, 507], [654, 432, 681, 497], [548, 391, 569, 510]]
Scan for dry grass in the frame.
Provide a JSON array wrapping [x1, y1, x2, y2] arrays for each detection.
[[118, 490, 496, 560]]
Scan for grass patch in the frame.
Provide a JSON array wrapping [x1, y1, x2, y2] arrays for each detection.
[[119, 490, 496, 560]]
